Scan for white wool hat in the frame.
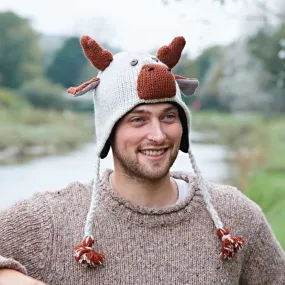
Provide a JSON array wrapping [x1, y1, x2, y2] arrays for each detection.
[[68, 35, 244, 268]]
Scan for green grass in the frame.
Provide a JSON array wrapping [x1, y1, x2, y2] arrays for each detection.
[[191, 111, 266, 146], [245, 119, 285, 248], [193, 111, 285, 249], [0, 108, 94, 161]]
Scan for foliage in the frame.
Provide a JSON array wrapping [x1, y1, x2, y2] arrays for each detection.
[[39, 34, 66, 68], [248, 22, 285, 112], [192, 111, 285, 248], [196, 47, 230, 111], [0, 11, 43, 88], [173, 46, 221, 84], [245, 118, 285, 248], [173, 46, 223, 108], [68, 99, 94, 113], [45, 37, 87, 88], [193, 46, 222, 84], [0, 87, 30, 109], [19, 78, 67, 110], [0, 108, 93, 154], [173, 55, 197, 77], [45, 36, 121, 88]]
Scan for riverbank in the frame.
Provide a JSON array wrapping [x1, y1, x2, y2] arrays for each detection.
[[0, 109, 93, 164], [192, 111, 285, 249]]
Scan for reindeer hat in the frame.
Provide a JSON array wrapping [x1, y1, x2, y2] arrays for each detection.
[[67, 36, 244, 268]]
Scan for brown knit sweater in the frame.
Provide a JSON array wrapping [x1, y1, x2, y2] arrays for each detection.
[[0, 170, 284, 284]]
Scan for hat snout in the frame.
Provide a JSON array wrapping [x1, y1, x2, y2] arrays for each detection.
[[137, 63, 176, 100]]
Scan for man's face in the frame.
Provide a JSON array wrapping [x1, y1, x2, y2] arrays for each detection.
[[111, 103, 183, 181]]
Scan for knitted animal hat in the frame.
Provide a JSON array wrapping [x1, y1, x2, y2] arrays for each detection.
[[67, 35, 244, 267]]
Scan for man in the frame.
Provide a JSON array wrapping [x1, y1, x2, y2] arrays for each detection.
[[0, 35, 284, 285]]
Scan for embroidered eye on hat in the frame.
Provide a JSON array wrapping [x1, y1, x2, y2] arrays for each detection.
[[67, 35, 244, 268]]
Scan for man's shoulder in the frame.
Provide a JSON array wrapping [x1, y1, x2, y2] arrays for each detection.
[[1, 180, 93, 218], [44, 180, 92, 206], [175, 171, 265, 227], [207, 180, 265, 229], [209, 181, 261, 212]]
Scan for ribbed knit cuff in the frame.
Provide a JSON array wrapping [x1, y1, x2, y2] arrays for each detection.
[[0, 256, 27, 275]]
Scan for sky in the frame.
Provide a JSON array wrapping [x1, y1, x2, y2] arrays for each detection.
[[0, 0, 282, 58]]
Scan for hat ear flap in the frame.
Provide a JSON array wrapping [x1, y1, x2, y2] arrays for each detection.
[[67, 78, 100, 96], [175, 75, 199, 96]]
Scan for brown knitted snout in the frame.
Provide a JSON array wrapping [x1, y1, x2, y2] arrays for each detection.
[[137, 64, 176, 100]]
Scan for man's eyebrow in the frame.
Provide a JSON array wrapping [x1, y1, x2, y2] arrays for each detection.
[[161, 106, 178, 113], [128, 109, 151, 115]]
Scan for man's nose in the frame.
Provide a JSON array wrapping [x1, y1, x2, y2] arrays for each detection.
[[147, 122, 166, 144]]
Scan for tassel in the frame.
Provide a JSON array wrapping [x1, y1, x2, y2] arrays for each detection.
[[74, 236, 104, 267], [217, 228, 244, 260]]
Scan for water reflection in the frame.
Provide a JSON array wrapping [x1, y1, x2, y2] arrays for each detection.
[[0, 141, 232, 209]]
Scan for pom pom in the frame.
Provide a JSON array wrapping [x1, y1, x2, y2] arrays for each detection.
[[74, 236, 104, 267], [217, 228, 244, 260]]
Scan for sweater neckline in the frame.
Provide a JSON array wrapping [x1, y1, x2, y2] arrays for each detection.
[[97, 169, 204, 227]]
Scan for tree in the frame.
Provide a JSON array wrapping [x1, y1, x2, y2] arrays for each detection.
[[193, 46, 222, 85], [198, 47, 230, 111], [0, 12, 43, 88], [19, 78, 67, 110], [172, 46, 223, 109], [248, 22, 285, 112], [0, 87, 30, 109], [45, 37, 87, 88]]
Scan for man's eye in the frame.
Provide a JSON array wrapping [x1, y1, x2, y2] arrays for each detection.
[[165, 114, 176, 120], [131, 117, 144, 123]]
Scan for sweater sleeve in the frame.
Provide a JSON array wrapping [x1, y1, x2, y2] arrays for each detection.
[[240, 210, 285, 285], [0, 193, 53, 279]]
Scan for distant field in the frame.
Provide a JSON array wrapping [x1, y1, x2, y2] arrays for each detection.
[[0, 108, 93, 163]]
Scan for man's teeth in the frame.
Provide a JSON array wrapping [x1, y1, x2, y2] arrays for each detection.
[[141, 149, 166, 156]]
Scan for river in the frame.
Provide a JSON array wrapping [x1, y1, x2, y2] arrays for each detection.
[[0, 138, 233, 209]]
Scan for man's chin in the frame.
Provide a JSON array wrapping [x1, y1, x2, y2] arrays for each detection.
[[135, 173, 168, 182], [113, 147, 178, 181], [134, 165, 171, 181]]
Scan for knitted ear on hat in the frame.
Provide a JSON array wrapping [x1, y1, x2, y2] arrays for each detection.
[[157, 36, 186, 69], [175, 75, 199, 96], [80, 35, 113, 71], [67, 77, 100, 96], [156, 37, 199, 96]]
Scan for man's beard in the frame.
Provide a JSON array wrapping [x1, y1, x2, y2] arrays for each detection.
[[112, 144, 180, 183]]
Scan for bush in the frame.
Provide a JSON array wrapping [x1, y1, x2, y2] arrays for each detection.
[[19, 78, 68, 110], [0, 88, 30, 109]]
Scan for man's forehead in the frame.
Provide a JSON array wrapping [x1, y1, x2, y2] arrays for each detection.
[[130, 103, 178, 113]]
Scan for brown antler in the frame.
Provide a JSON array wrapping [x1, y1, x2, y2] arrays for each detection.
[[156, 37, 186, 69], [80, 35, 113, 71]]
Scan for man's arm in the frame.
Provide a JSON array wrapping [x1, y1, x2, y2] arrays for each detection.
[[240, 211, 285, 285], [0, 193, 53, 282]]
